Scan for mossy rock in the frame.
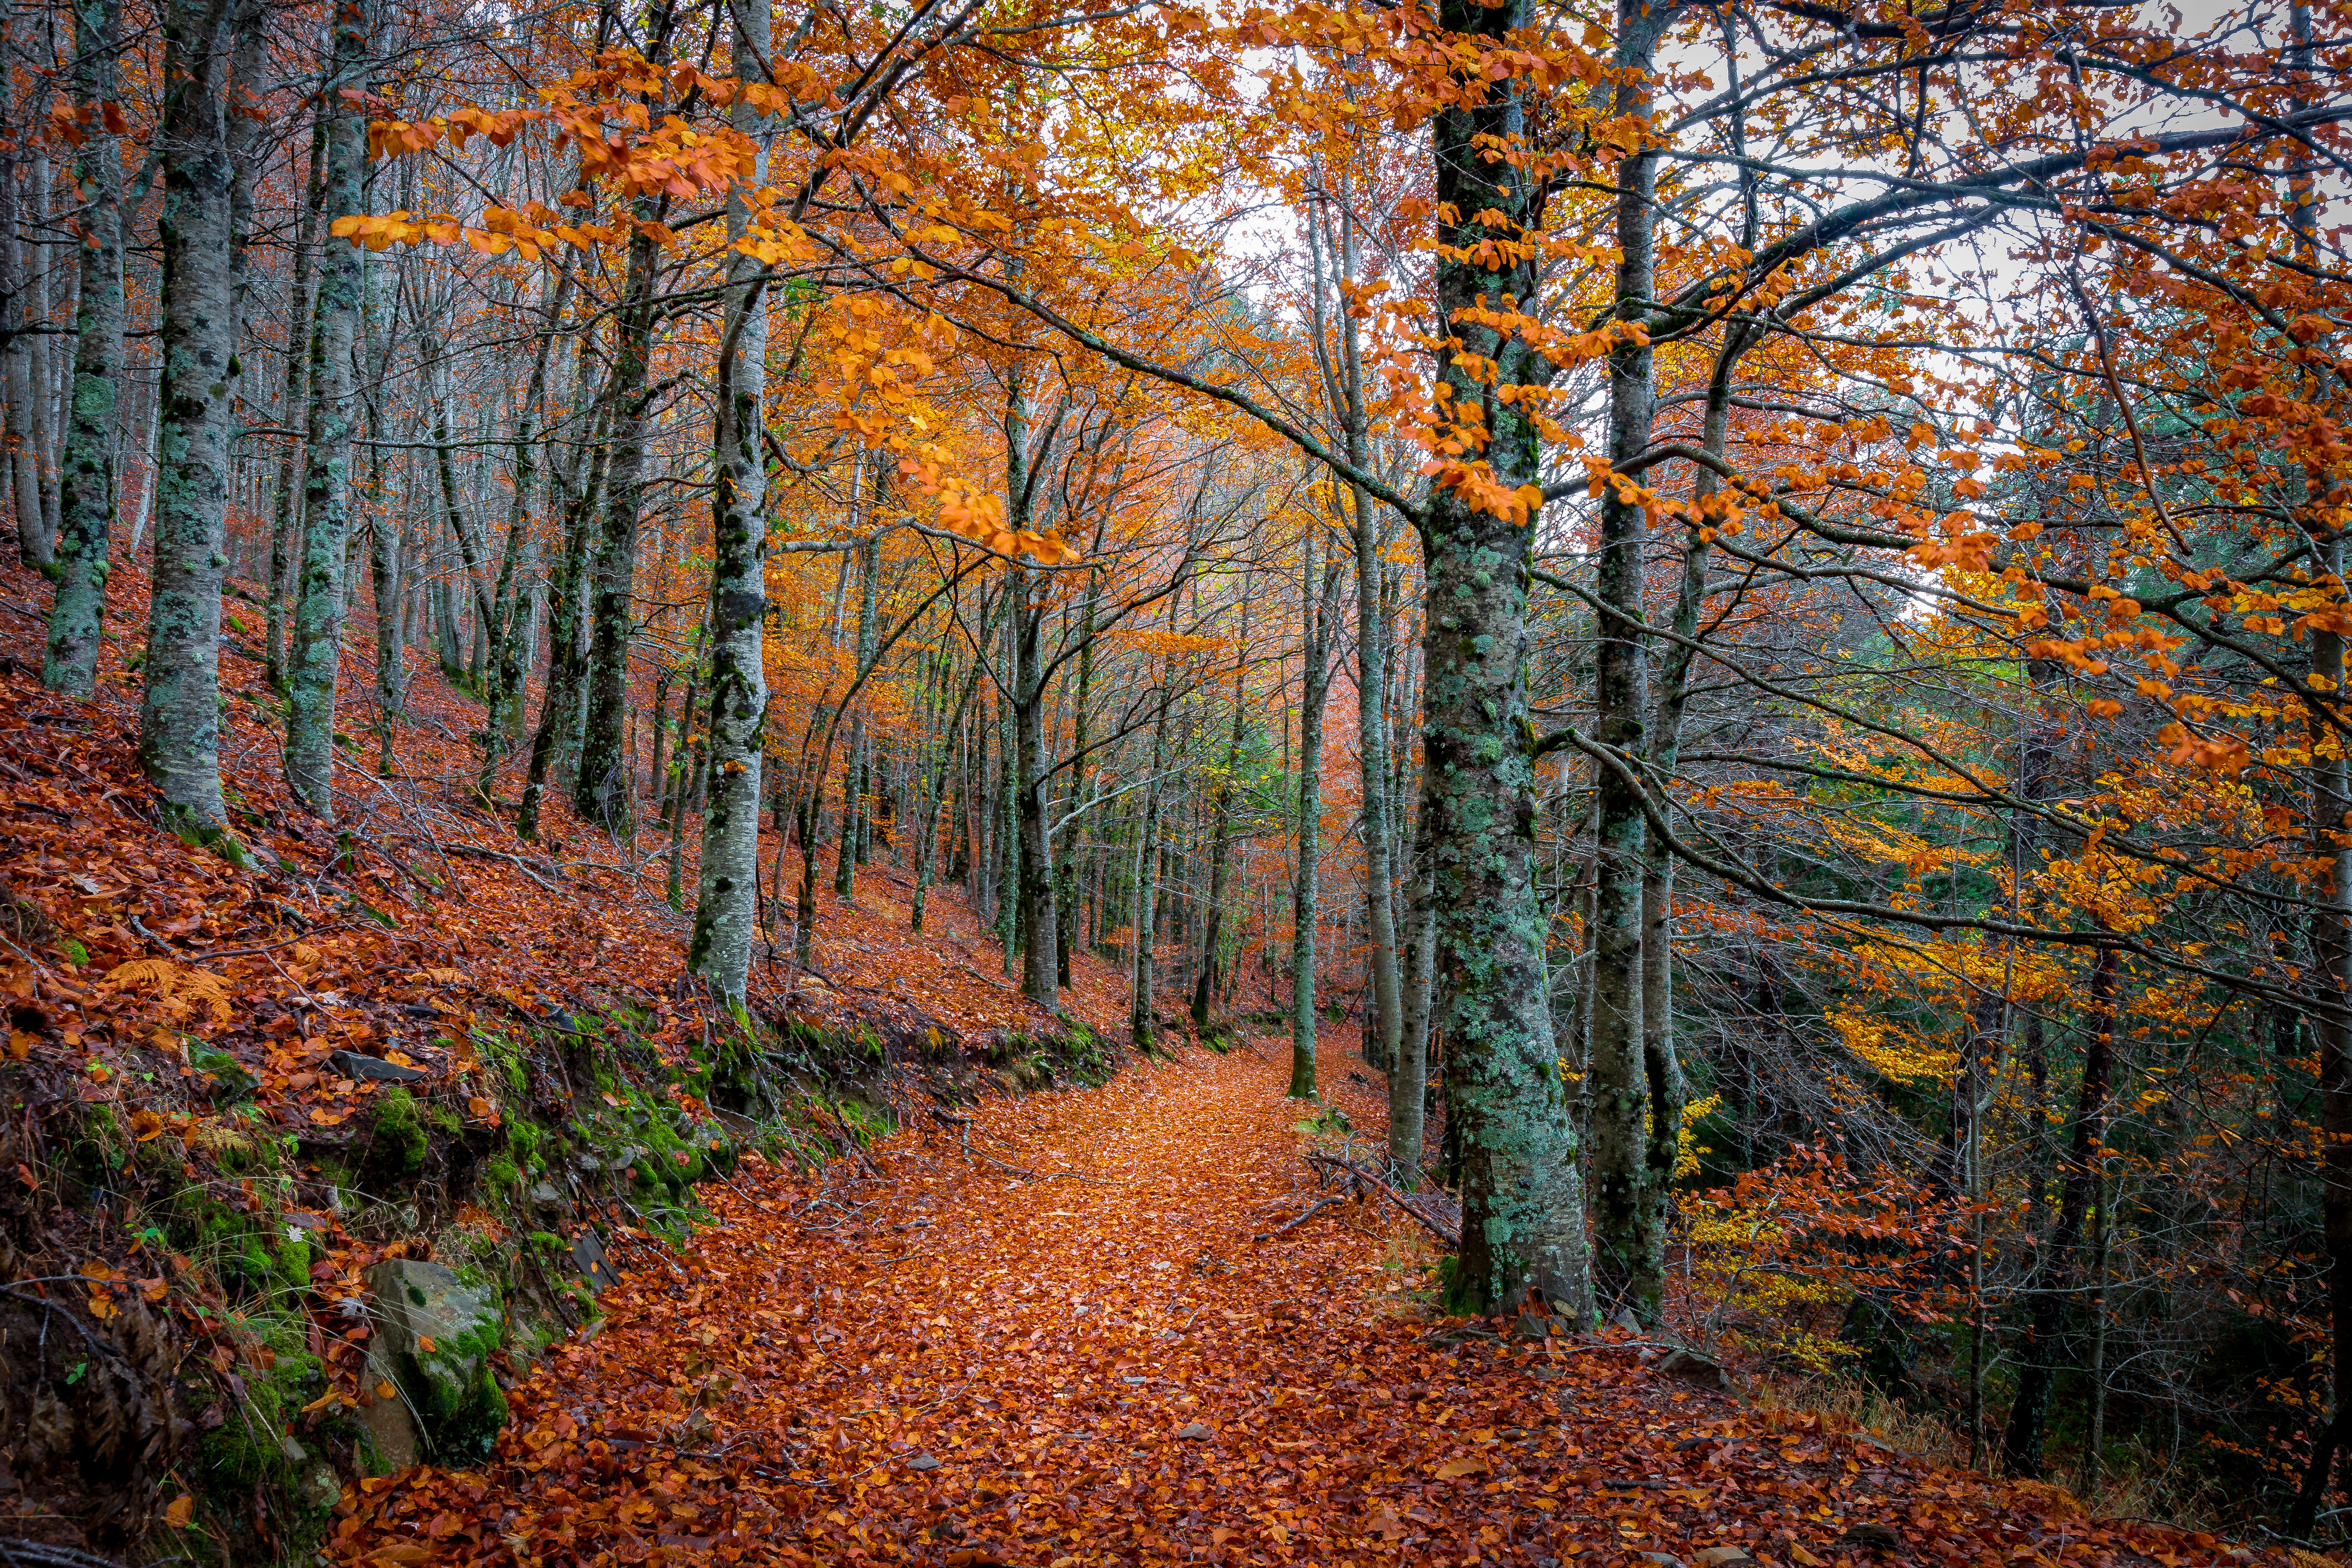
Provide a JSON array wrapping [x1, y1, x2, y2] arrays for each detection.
[[361, 1259, 507, 1466]]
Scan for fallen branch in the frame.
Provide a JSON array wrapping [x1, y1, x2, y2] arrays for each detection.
[[440, 840, 567, 892], [1303, 1152, 1460, 1245], [1268, 1194, 1346, 1237]]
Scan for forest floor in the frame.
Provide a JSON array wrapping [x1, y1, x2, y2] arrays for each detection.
[[321, 1039, 2262, 1568]]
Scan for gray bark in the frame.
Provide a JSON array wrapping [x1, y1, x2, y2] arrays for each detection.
[[279, 0, 367, 819], [575, 215, 658, 834], [1290, 524, 1343, 1098], [1193, 614, 1248, 1030], [136, 0, 240, 831], [686, 9, 773, 1008], [1131, 695, 1170, 1051], [4, 115, 44, 569], [40, 0, 123, 696], [1587, 0, 1674, 1324], [1391, 771, 1436, 1182], [264, 121, 323, 694], [1423, 0, 1593, 1319], [481, 267, 575, 790]]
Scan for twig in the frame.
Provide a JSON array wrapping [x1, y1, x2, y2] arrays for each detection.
[[439, 839, 565, 892], [1267, 1194, 1346, 1237], [1303, 1152, 1460, 1245]]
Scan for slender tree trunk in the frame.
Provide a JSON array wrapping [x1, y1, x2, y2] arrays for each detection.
[[1059, 567, 1098, 984], [359, 244, 401, 772], [26, 147, 57, 562], [2000, 943, 2118, 1477], [836, 504, 880, 900], [575, 217, 658, 835], [40, 0, 123, 696], [1391, 769, 1436, 1182], [1423, 0, 1594, 1319], [1013, 569, 1059, 1008], [266, 123, 323, 694], [1587, 0, 1673, 1324], [1193, 618, 1249, 1029], [1131, 697, 1170, 1051], [1291, 528, 1339, 1098], [686, 38, 772, 1005], [520, 391, 610, 840], [136, 0, 240, 833], [7, 136, 52, 572], [278, 0, 367, 818], [481, 267, 574, 789], [915, 658, 986, 934]]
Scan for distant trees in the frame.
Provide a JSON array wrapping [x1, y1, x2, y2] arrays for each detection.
[[11, 0, 2352, 1526]]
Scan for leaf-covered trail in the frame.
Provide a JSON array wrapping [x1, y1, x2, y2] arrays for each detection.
[[330, 1042, 2243, 1568]]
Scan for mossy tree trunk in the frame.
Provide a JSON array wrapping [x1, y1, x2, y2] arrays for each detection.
[[136, 0, 241, 831], [279, 0, 368, 818], [40, 0, 124, 697], [1421, 0, 1593, 1321], [687, 23, 773, 1009]]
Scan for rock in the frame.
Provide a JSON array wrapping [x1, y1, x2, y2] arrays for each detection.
[[1512, 1313, 1552, 1341], [908, 1453, 942, 1471], [363, 1259, 508, 1464], [329, 1049, 427, 1083], [1838, 1524, 1903, 1551], [570, 1228, 622, 1290], [1692, 1549, 1752, 1567], [189, 1043, 258, 1104], [301, 1463, 346, 1512], [1611, 1308, 1643, 1334], [1657, 1348, 1735, 1393], [1174, 1422, 1214, 1440], [527, 1181, 566, 1211], [355, 1380, 418, 1474], [1639, 1553, 1687, 1568]]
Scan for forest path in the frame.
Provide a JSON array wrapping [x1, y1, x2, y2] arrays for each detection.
[[326, 1038, 2196, 1568]]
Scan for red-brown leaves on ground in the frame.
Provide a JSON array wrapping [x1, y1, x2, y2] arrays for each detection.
[[325, 1044, 2264, 1568]]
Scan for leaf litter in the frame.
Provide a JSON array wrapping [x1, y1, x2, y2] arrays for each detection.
[[323, 1041, 2265, 1568]]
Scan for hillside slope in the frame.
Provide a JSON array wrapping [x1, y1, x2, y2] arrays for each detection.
[[0, 557, 1124, 1561]]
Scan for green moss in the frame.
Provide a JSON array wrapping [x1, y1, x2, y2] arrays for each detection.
[[189, 1043, 258, 1106], [199, 1323, 324, 1492], [367, 1088, 429, 1177], [507, 1115, 543, 1176], [274, 1233, 311, 1287]]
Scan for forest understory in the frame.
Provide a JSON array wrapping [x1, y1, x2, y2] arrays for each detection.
[[0, 553, 2303, 1568], [5, 0, 2352, 1553]]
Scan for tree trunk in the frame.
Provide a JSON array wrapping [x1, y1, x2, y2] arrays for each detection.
[[265, 121, 324, 694], [481, 267, 575, 790], [1586, 0, 1675, 1325], [136, 0, 240, 833], [1131, 698, 1170, 1051], [1013, 568, 1059, 1008], [686, 39, 772, 1005], [1059, 567, 1098, 984], [2000, 943, 2118, 1477], [278, 0, 367, 819], [1423, 0, 1594, 1320], [1391, 769, 1436, 1183], [575, 102, 670, 834], [1291, 526, 1339, 1098], [40, 0, 123, 696], [836, 501, 880, 900], [1193, 618, 1249, 1030]]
